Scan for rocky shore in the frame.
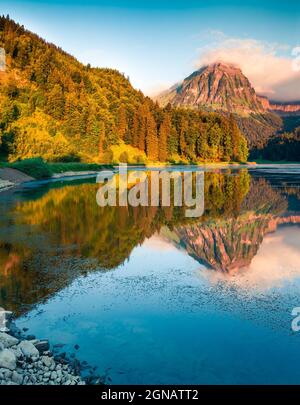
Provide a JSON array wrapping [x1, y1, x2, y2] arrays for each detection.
[[0, 310, 102, 385]]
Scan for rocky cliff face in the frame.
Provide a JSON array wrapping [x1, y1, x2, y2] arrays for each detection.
[[258, 96, 300, 116], [158, 62, 266, 115], [157, 62, 283, 150]]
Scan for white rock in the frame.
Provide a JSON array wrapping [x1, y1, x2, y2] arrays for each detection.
[[51, 371, 57, 380], [0, 349, 16, 370], [0, 333, 19, 348], [11, 371, 23, 384], [41, 356, 53, 368], [18, 340, 39, 359]]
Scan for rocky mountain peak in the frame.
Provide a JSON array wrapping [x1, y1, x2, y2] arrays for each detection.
[[158, 62, 266, 115]]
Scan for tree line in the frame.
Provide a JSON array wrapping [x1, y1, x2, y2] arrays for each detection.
[[260, 127, 300, 162], [0, 15, 248, 163]]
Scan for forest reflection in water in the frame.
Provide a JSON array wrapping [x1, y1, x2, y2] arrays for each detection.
[[0, 167, 299, 315]]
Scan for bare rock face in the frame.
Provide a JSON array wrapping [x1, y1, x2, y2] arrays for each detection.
[[156, 62, 285, 151], [158, 62, 266, 114], [258, 95, 300, 115]]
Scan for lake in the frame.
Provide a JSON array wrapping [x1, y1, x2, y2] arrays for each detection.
[[1, 166, 300, 384]]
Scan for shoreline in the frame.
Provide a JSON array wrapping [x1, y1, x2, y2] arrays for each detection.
[[0, 310, 103, 385], [2, 163, 300, 193]]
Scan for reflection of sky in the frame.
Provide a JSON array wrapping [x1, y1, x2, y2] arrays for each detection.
[[16, 226, 300, 384], [201, 226, 300, 291]]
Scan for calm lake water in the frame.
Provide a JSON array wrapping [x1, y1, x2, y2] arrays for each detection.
[[1, 166, 300, 384]]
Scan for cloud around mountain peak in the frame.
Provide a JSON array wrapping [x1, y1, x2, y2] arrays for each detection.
[[195, 35, 300, 102]]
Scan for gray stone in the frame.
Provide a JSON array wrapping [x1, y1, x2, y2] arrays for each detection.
[[30, 376, 37, 384], [0, 332, 19, 348], [0, 349, 16, 370], [11, 371, 23, 384], [41, 356, 53, 368], [2, 369, 12, 379], [34, 340, 50, 354], [51, 371, 57, 380], [18, 340, 39, 359]]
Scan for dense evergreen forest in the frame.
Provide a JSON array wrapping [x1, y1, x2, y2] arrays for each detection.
[[0, 16, 248, 164], [261, 127, 300, 162]]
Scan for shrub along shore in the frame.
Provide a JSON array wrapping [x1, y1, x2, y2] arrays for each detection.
[[0, 158, 114, 180], [0, 157, 252, 184]]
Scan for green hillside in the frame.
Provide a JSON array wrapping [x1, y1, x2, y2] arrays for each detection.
[[0, 16, 248, 164]]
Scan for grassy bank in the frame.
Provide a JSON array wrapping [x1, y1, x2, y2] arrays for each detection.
[[2, 158, 299, 182], [0, 158, 113, 180], [48, 162, 113, 174]]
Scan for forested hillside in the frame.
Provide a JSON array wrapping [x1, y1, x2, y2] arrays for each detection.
[[0, 16, 248, 163], [156, 62, 283, 155], [261, 127, 300, 161]]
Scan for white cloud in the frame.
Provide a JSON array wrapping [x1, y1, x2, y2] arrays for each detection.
[[195, 34, 300, 102], [201, 226, 300, 292], [144, 82, 174, 97]]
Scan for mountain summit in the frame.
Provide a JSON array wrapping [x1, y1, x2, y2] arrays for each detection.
[[158, 62, 265, 115], [157, 62, 287, 151]]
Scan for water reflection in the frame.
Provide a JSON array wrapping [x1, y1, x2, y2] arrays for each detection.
[[0, 168, 299, 315]]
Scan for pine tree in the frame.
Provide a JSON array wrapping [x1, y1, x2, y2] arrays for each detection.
[[168, 126, 179, 157], [229, 114, 240, 161], [208, 124, 222, 160], [158, 113, 171, 162], [117, 105, 127, 140], [146, 113, 158, 160], [98, 121, 105, 159], [137, 104, 148, 152], [221, 119, 233, 161], [179, 116, 187, 157], [46, 84, 65, 120], [131, 112, 139, 148]]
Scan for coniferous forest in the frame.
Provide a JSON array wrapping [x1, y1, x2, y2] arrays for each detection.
[[0, 16, 248, 164]]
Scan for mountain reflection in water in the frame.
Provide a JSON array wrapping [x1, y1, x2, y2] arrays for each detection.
[[2, 168, 300, 384], [0, 168, 299, 314]]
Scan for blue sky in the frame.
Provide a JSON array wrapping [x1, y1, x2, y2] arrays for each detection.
[[1, 1, 300, 99]]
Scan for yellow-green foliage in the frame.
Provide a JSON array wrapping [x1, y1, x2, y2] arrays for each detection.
[[0, 16, 249, 164], [110, 142, 147, 164], [9, 111, 75, 161]]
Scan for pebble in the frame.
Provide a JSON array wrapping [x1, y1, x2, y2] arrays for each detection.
[[50, 371, 57, 380], [0, 310, 98, 386]]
